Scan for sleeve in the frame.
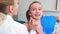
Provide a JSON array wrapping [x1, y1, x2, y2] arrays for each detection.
[[21, 24, 29, 34], [30, 30, 37, 34], [15, 23, 29, 34]]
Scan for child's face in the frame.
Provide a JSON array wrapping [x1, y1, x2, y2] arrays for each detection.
[[29, 3, 43, 20]]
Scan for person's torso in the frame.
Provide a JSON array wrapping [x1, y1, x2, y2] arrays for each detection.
[[0, 15, 28, 34]]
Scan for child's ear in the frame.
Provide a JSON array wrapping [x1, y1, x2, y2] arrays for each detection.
[[29, 11, 31, 16]]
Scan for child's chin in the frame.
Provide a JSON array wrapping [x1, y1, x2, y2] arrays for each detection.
[[35, 18, 40, 20]]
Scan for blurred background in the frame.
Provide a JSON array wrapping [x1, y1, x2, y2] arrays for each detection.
[[13, 0, 60, 34]]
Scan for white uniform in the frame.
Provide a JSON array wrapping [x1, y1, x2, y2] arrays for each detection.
[[0, 15, 29, 34]]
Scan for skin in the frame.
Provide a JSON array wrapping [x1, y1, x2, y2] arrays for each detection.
[[13, 0, 19, 16]]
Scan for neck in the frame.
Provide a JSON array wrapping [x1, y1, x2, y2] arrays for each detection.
[[35, 19, 42, 28], [36, 20, 40, 22], [35, 19, 41, 25]]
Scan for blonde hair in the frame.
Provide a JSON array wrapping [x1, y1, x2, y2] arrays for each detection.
[[0, 12, 6, 22], [0, 0, 14, 14], [0, 0, 14, 5]]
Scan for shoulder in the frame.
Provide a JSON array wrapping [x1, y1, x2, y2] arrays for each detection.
[[9, 21, 29, 34], [12, 21, 27, 30], [11, 21, 28, 31]]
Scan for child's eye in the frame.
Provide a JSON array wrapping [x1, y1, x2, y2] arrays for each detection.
[[32, 9, 35, 11], [39, 8, 41, 10]]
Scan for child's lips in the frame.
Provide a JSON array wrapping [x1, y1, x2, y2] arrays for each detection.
[[35, 14, 40, 17]]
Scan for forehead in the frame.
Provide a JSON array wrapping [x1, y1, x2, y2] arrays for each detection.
[[31, 3, 42, 8]]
